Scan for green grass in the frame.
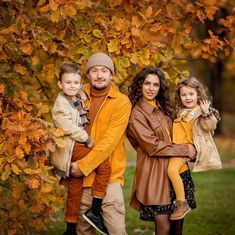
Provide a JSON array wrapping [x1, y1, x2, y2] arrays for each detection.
[[124, 167, 235, 235]]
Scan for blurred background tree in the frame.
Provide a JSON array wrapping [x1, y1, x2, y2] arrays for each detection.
[[0, 0, 234, 234]]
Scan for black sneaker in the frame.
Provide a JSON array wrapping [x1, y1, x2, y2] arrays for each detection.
[[82, 209, 109, 235]]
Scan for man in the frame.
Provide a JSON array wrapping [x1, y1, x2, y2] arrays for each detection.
[[70, 52, 131, 235]]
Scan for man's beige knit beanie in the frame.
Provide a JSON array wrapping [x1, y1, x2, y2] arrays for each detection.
[[86, 52, 114, 75]]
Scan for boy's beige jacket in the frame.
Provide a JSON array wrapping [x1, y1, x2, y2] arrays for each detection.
[[51, 91, 89, 179], [192, 110, 222, 172]]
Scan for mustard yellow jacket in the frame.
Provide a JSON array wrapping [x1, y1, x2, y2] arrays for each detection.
[[77, 83, 131, 187]]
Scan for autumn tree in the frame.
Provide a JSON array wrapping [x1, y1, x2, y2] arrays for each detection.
[[0, 84, 66, 234], [0, 0, 234, 234]]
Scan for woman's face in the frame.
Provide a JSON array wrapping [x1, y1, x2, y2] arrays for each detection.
[[142, 74, 160, 101]]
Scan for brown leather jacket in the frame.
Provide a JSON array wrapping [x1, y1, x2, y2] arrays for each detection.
[[127, 100, 191, 210]]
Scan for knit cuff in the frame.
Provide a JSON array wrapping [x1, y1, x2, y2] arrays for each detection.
[[201, 109, 213, 118], [85, 136, 91, 146]]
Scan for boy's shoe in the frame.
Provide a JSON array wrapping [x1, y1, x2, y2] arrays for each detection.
[[170, 200, 191, 220], [62, 222, 77, 235], [82, 209, 109, 235]]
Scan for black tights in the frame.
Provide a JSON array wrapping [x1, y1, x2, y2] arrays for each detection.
[[154, 214, 171, 235], [169, 219, 184, 235], [153, 215, 184, 235]]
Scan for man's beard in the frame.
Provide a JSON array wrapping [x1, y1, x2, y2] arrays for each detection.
[[92, 83, 109, 91]]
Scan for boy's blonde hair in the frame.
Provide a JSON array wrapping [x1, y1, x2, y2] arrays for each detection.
[[59, 62, 81, 81], [175, 76, 211, 112]]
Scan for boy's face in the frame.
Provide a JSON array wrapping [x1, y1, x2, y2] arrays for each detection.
[[58, 73, 82, 100]]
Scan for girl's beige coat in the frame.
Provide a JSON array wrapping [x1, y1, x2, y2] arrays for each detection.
[[192, 112, 222, 172]]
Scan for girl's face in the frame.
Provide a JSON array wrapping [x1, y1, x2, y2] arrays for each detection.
[[180, 85, 198, 109], [58, 72, 82, 100], [142, 74, 160, 101]]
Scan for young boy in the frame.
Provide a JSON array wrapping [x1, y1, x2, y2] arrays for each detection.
[[51, 62, 111, 235]]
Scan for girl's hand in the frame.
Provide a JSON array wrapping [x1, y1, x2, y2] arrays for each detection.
[[200, 100, 210, 116]]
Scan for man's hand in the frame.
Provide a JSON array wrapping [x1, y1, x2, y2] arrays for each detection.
[[70, 162, 84, 177], [86, 138, 94, 148]]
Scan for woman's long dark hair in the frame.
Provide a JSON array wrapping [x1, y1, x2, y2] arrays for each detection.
[[128, 67, 173, 117]]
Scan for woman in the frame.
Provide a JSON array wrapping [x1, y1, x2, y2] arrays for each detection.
[[127, 67, 196, 235]]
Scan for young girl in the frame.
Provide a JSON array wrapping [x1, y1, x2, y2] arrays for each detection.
[[168, 76, 222, 220]]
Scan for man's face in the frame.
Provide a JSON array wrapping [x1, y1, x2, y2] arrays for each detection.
[[88, 66, 112, 90]]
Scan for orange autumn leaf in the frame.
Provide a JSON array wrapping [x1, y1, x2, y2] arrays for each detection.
[[15, 147, 24, 159], [14, 64, 26, 75], [27, 178, 40, 189], [29, 204, 45, 213], [20, 43, 33, 55], [0, 84, 4, 94]]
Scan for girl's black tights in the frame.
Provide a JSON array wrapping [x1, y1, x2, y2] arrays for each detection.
[[153, 215, 184, 235], [154, 214, 171, 235], [169, 219, 184, 235]]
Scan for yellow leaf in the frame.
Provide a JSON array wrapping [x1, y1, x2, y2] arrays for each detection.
[[11, 163, 22, 175], [108, 39, 120, 53], [1, 164, 11, 181], [61, 5, 76, 17], [35, 102, 50, 115], [146, 6, 153, 18], [24, 168, 41, 174], [49, 0, 59, 11], [130, 52, 139, 64], [19, 133, 27, 145], [51, 10, 60, 22], [7, 155, 15, 163], [54, 138, 66, 148], [23, 143, 31, 154], [52, 128, 65, 137], [14, 64, 26, 75], [15, 146, 24, 159], [42, 183, 52, 193], [92, 29, 104, 39]]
